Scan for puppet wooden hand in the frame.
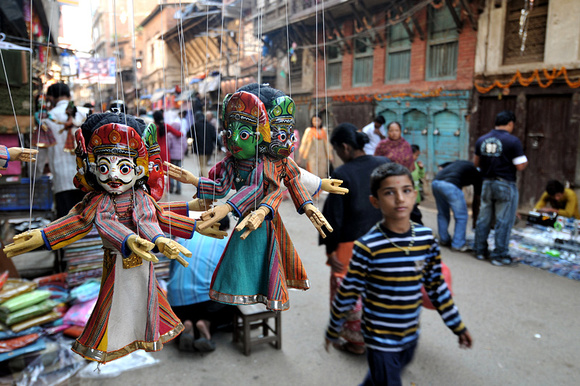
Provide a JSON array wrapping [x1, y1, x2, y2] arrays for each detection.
[[155, 236, 192, 267], [303, 203, 333, 239], [198, 203, 233, 230], [196, 222, 228, 239], [7, 148, 38, 164], [127, 235, 158, 263], [188, 198, 216, 212], [320, 179, 349, 195], [164, 161, 199, 186], [3, 230, 44, 258], [235, 206, 270, 240]]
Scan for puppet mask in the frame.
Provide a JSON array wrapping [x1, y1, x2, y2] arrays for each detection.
[[95, 155, 143, 195], [223, 91, 270, 160], [86, 123, 149, 194], [267, 95, 296, 160], [143, 123, 164, 200]]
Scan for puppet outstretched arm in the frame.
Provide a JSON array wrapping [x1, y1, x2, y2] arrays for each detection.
[[126, 235, 157, 263], [3, 230, 44, 258], [320, 179, 348, 195], [198, 203, 233, 230], [235, 206, 270, 240], [303, 203, 333, 239], [164, 161, 199, 186], [155, 236, 191, 267], [7, 148, 38, 163]]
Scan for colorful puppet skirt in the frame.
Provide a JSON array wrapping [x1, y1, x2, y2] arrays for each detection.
[[71, 249, 183, 363], [209, 220, 289, 311], [273, 213, 310, 290]]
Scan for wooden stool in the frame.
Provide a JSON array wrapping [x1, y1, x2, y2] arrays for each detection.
[[233, 304, 282, 356]]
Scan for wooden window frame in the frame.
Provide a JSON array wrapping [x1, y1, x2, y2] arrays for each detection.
[[352, 36, 374, 87]]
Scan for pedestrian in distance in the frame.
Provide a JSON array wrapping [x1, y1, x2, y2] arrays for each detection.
[[432, 160, 482, 252], [325, 162, 472, 385], [473, 110, 528, 266]]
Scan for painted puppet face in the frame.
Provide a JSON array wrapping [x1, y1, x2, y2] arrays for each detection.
[[267, 96, 296, 159], [224, 121, 259, 159], [96, 155, 142, 195], [222, 91, 270, 160]]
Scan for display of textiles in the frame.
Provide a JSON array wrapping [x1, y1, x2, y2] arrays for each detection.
[[62, 227, 103, 287]]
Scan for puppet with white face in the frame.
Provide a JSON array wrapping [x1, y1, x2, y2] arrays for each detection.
[[4, 113, 225, 363]]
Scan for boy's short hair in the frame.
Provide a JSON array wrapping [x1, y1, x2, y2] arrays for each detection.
[[370, 163, 413, 197], [546, 180, 564, 196], [374, 115, 386, 125], [411, 144, 420, 153]]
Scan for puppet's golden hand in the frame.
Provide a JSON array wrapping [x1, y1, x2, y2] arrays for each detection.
[[127, 235, 157, 263], [196, 222, 228, 239], [235, 206, 270, 240], [3, 230, 44, 258], [7, 148, 38, 164], [321, 179, 349, 195], [188, 198, 216, 212], [199, 203, 232, 230], [155, 236, 192, 267], [304, 203, 333, 239], [164, 161, 199, 186]]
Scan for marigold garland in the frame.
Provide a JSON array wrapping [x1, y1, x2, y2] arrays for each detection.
[[474, 67, 580, 93]]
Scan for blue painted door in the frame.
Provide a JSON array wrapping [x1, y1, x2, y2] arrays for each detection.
[[403, 109, 428, 169], [432, 110, 461, 168]]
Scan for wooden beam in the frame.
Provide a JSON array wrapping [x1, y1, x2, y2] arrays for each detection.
[[411, 15, 425, 41], [349, 4, 367, 35], [356, 0, 385, 47], [459, 0, 477, 30], [445, 0, 463, 32], [401, 19, 415, 42], [326, 12, 351, 53]]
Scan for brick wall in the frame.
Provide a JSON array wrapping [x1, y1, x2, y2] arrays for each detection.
[[315, 7, 477, 98]]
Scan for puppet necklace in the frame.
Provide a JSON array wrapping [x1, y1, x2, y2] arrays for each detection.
[[375, 221, 415, 255], [112, 191, 134, 219]]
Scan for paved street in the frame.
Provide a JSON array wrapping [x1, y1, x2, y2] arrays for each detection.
[[76, 153, 580, 385]]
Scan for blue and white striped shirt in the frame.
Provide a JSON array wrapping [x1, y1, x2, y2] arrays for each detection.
[[326, 222, 466, 352]]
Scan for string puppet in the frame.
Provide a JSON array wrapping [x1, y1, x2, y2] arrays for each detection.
[[166, 87, 347, 310], [4, 112, 225, 363]]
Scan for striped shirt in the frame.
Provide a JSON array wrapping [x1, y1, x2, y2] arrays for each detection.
[[326, 222, 466, 352]]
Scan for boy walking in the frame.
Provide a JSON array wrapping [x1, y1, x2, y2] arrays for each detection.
[[325, 163, 472, 385]]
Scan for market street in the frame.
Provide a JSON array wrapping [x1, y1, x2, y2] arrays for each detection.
[[72, 153, 580, 386]]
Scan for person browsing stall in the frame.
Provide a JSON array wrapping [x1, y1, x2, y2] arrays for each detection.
[[534, 180, 580, 219], [325, 162, 472, 385]]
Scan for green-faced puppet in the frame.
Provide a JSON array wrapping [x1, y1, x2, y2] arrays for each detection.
[[222, 91, 271, 160], [266, 95, 297, 160]]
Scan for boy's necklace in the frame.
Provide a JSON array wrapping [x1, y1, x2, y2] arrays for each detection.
[[375, 221, 415, 255]]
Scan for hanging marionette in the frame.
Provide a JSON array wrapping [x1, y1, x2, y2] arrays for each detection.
[[4, 112, 225, 363], [165, 89, 347, 310]]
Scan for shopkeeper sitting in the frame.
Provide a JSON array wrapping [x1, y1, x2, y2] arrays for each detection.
[[534, 180, 580, 219]]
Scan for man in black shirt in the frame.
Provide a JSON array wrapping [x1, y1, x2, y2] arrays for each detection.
[[432, 161, 482, 252], [473, 111, 528, 266]]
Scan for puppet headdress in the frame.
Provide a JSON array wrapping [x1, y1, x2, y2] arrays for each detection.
[[223, 91, 271, 143]]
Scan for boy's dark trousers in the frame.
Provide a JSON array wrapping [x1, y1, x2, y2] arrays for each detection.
[[361, 342, 417, 386]]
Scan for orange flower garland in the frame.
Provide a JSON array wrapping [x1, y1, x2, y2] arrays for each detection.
[[474, 67, 580, 93]]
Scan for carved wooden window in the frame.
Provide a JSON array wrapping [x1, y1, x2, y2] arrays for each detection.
[[326, 44, 342, 88], [353, 36, 373, 86], [386, 23, 411, 82], [426, 4, 459, 80], [503, 0, 548, 65]]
